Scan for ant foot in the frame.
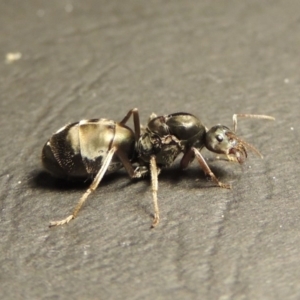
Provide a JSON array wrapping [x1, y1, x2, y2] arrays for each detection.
[[49, 215, 74, 227], [218, 182, 232, 189], [151, 214, 160, 228]]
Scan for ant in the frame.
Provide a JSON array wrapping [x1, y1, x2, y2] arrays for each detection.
[[42, 108, 274, 228]]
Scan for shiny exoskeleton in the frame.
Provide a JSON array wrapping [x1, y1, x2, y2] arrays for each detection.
[[43, 108, 274, 228], [43, 108, 144, 227], [135, 112, 275, 226]]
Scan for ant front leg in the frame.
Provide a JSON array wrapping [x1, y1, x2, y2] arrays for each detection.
[[180, 148, 195, 169], [232, 114, 275, 132], [186, 147, 231, 189]]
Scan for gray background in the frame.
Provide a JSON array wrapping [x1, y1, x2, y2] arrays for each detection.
[[1, 0, 299, 299]]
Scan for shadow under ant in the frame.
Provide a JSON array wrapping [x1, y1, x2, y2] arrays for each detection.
[[120, 157, 241, 193], [29, 169, 126, 192], [30, 152, 242, 193]]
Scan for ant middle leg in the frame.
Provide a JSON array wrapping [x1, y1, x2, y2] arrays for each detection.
[[150, 155, 160, 228]]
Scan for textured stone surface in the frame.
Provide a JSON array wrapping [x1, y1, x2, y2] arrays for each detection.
[[0, 1, 299, 299]]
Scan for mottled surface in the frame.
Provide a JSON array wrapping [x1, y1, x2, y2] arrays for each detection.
[[1, 1, 299, 299]]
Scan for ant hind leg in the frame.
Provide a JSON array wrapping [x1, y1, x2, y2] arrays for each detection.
[[49, 146, 117, 227]]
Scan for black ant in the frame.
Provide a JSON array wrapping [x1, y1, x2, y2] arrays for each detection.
[[42, 108, 274, 228]]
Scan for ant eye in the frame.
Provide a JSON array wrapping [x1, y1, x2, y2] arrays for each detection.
[[216, 134, 223, 142]]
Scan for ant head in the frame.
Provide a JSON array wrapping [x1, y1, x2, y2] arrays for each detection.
[[205, 125, 250, 164]]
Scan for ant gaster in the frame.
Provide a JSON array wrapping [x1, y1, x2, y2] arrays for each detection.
[[42, 108, 274, 228]]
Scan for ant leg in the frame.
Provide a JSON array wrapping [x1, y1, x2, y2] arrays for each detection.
[[120, 108, 140, 140], [232, 114, 275, 132], [115, 148, 148, 178], [150, 155, 160, 228], [213, 154, 239, 163], [191, 147, 231, 189], [49, 146, 117, 227], [148, 112, 157, 122], [180, 149, 195, 169]]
